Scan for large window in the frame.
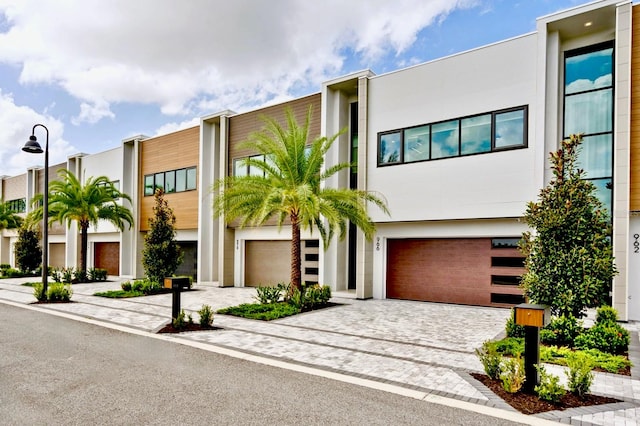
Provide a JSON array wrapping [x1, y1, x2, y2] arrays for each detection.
[[564, 41, 614, 214], [6, 198, 26, 213], [233, 154, 268, 177], [144, 166, 197, 196], [378, 106, 527, 166]]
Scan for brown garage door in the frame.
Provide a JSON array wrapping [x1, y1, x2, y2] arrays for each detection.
[[245, 240, 290, 287], [386, 238, 524, 307], [94, 242, 120, 276]]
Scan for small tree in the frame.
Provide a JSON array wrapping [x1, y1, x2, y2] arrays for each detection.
[[14, 223, 42, 273], [142, 189, 183, 284], [520, 134, 616, 318]]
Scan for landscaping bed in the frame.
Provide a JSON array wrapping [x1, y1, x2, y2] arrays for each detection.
[[471, 373, 620, 415]]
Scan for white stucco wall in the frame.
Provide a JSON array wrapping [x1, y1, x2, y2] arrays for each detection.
[[366, 34, 539, 223]]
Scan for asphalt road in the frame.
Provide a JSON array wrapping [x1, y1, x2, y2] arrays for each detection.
[[0, 304, 523, 425]]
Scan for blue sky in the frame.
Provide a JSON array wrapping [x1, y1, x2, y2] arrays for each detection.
[[0, 0, 588, 176]]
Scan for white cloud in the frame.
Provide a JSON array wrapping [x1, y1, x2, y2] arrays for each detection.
[[0, 0, 478, 122], [72, 100, 115, 125], [154, 118, 200, 136], [0, 89, 77, 176]]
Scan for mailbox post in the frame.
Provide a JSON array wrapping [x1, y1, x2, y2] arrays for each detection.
[[513, 303, 550, 393], [164, 277, 190, 320]]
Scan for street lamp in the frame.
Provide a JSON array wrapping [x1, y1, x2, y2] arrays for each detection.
[[22, 124, 49, 296]]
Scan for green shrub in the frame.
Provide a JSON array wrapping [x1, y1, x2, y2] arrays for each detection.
[[121, 281, 132, 291], [88, 267, 108, 282], [574, 322, 629, 355], [500, 355, 525, 393], [73, 268, 87, 283], [493, 337, 524, 357], [505, 310, 525, 338], [50, 267, 62, 283], [595, 305, 619, 325], [218, 302, 300, 321], [94, 290, 144, 298], [0, 263, 10, 271], [565, 352, 594, 397], [540, 345, 631, 374], [535, 365, 566, 402], [287, 283, 332, 311], [47, 282, 73, 302], [540, 315, 584, 347], [198, 305, 214, 327], [173, 309, 186, 330], [33, 282, 46, 301], [4, 268, 26, 278], [475, 340, 502, 380], [131, 280, 144, 292], [140, 279, 162, 295], [61, 267, 74, 284], [255, 285, 282, 304]]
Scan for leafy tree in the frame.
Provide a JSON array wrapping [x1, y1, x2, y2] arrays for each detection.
[[520, 134, 616, 318], [14, 223, 41, 273], [213, 106, 389, 290], [142, 189, 183, 284], [31, 169, 133, 277], [0, 199, 23, 231]]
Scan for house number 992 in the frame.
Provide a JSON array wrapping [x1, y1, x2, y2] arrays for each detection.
[[634, 234, 640, 254]]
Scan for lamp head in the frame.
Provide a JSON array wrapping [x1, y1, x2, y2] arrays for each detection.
[[22, 135, 44, 154]]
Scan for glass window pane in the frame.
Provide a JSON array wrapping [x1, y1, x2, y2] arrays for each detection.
[[576, 134, 612, 179], [249, 154, 265, 177], [404, 125, 430, 162], [154, 173, 164, 192], [165, 170, 176, 193], [590, 178, 612, 217], [233, 159, 247, 177], [379, 132, 401, 164], [175, 169, 186, 192], [431, 120, 459, 159], [186, 167, 197, 190], [564, 89, 612, 136], [495, 110, 525, 148], [565, 47, 613, 95], [144, 175, 154, 196], [461, 114, 491, 155]]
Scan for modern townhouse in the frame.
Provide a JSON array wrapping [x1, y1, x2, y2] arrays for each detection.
[[3, 0, 638, 321]]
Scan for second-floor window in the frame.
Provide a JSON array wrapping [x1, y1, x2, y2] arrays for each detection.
[[144, 167, 196, 196]]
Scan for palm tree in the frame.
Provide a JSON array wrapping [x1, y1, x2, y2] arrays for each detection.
[[0, 200, 23, 231], [31, 169, 133, 276], [213, 106, 389, 290]]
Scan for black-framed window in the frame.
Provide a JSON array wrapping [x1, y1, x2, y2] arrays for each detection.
[[144, 166, 197, 196], [233, 154, 267, 177], [563, 41, 614, 215], [377, 106, 527, 166], [6, 198, 26, 213]]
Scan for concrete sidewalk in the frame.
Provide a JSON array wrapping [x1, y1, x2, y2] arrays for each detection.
[[1, 277, 638, 425]]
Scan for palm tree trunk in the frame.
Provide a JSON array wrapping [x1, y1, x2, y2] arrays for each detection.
[[290, 213, 301, 290], [80, 223, 89, 277]]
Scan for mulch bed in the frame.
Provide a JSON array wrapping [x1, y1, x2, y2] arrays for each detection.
[[157, 323, 221, 333], [471, 372, 620, 414]]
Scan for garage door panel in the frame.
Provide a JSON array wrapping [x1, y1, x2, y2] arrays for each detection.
[[387, 238, 523, 307], [94, 242, 119, 276], [245, 241, 290, 287]]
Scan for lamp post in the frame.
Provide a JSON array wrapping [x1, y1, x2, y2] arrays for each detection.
[[22, 124, 49, 296]]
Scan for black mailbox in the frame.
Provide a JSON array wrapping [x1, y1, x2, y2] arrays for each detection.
[[164, 277, 190, 290]]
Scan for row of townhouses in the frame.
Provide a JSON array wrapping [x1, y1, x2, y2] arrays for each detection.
[[1, 0, 639, 321]]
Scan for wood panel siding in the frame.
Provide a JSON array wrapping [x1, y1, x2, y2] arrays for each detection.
[[227, 93, 321, 176], [631, 5, 640, 210], [139, 126, 199, 231]]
